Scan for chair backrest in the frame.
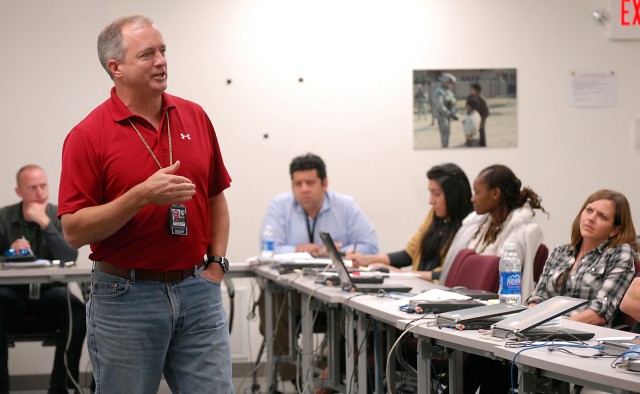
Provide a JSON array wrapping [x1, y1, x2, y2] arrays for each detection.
[[7, 314, 57, 347], [444, 248, 500, 293], [533, 243, 549, 283], [443, 248, 476, 288]]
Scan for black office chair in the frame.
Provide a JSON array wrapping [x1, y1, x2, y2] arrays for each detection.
[[6, 313, 58, 347]]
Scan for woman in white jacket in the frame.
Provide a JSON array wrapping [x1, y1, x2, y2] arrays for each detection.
[[443, 164, 547, 394], [440, 164, 547, 300]]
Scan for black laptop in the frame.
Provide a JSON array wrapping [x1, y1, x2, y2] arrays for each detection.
[[437, 303, 527, 330], [449, 287, 499, 301], [319, 232, 412, 294], [315, 271, 384, 285], [491, 296, 595, 341], [272, 258, 333, 274], [1, 248, 37, 263]]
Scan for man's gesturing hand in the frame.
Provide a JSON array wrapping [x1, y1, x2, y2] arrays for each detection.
[[140, 161, 196, 206]]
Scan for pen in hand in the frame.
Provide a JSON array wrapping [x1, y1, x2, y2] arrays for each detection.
[[21, 235, 34, 256]]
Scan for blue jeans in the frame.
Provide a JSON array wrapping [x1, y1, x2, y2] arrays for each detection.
[[87, 270, 233, 394]]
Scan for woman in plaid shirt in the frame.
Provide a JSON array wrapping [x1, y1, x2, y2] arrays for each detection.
[[526, 189, 638, 326]]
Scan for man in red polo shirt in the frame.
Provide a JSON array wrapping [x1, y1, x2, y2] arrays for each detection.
[[58, 15, 232, 393]]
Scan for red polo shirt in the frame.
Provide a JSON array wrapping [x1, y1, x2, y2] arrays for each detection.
[[59, 88, 231, 271]]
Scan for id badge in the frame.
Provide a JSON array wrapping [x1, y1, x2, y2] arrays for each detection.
[[169, 204, 187, 235]]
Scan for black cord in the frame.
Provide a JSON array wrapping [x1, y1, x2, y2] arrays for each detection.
[[223, 277, 235, 334]]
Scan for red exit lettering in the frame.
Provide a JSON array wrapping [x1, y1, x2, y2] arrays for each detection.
[[621, 0, 640, 25]]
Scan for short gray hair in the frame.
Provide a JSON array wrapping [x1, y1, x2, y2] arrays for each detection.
[[16, 164, 44, 186], [97, 15, 154, 79]]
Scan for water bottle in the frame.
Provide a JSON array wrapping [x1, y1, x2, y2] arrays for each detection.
[[260, 224, 275, 259], [498, 242, 522, 305]]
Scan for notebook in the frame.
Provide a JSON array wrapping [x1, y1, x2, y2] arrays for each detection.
[[491, 296, 593, 340], [437, 303, 527, 330], [319, 232, 412, 294]]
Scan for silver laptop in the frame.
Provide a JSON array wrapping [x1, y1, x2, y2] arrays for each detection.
[[319, 232, 412, 294], [437, 303, 526, 330], [491, 296, 591, 340], [599, 336, 640, 356]]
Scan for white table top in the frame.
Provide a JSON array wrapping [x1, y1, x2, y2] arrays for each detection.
[[0, 265, 92, 285], [493, 319, 640, 393]]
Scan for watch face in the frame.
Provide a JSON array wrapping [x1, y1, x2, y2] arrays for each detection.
[[210, 256, 229, 272], [220, 257, 229, 272]]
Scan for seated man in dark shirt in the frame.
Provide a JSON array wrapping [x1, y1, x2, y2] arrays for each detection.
[[0, 164, 86, 394]]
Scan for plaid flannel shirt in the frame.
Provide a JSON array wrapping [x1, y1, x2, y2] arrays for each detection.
[[527, 240, 636, 325]]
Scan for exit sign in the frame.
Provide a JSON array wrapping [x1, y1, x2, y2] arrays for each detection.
[[610, 0, 640, 39], [621, 0, 640, 25]]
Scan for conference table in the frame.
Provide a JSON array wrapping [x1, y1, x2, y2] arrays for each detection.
[[344, 279, 447, 394], [254, 265, 351, 393], [254, 262, 640, 394], [0, 259, 254, 285], [254, 263, 442, 394], [0, 264, 92, 285], [493, 320, 640, 394]]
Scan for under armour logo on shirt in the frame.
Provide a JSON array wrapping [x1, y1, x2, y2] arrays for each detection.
[[180, 133, 191, 140]]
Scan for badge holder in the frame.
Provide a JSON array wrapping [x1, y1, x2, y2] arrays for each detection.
[[169, 204, 187, 235]]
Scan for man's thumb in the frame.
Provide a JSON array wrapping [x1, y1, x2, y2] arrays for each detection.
[[160, 160, 181, 174]]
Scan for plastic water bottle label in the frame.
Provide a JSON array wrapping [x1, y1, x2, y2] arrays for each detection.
[[499, 272, 521, 295], [261, 240, 274, 258]]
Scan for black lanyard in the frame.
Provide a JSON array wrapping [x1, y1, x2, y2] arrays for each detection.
[[305, 214, 317, 244]]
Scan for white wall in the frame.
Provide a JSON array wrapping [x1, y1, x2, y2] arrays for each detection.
[[1, 0, 639, 379]]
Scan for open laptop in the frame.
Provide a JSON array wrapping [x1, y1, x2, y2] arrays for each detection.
[[437, 303, 527, 330], [319, 232, 412, 293], [491, 296, 594, 341], [1, 248, 37, 263]]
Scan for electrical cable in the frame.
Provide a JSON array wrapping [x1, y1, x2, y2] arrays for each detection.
[[385, 317, 433, 394], [223, 277, 235, 334], [65, 284, 83, 393], [509, 343, 604, 394]]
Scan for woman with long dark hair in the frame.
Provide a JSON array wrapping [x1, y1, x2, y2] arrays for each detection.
[[347, 163, 472, 281]]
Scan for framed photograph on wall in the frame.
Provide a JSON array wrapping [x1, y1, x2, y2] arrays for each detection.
[[413, 68, 517, 149]]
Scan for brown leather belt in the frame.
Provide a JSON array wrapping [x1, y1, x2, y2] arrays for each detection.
[[94, 260, 202, 283]]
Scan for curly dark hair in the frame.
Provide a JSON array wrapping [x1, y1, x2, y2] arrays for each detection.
[[478, 164, 546, 215]]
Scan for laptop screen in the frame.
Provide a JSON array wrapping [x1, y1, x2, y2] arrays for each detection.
[[492, 296, 588, 335], [319, 232, 353, 286]]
